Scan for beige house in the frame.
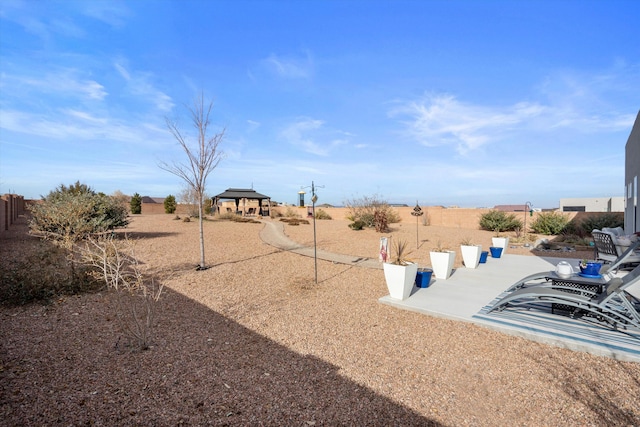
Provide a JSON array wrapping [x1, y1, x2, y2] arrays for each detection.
[[625, 111, 640, 233]]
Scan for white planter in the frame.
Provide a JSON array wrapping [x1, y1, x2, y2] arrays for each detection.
[[491, 237, 509, 254], [430, 251, 456, 280], [383, 262, 418, 300], [460, 245, 482, 269]]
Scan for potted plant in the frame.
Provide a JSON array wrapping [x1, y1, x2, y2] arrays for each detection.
[[383, 239, 418, 300], [460, 237, 482, 269], [491, 229, 509, 255], [430, 241, 456, 280]]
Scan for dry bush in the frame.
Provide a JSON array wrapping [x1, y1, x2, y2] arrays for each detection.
[[80, 235, 163, 351], [280, 218, 310, 226]]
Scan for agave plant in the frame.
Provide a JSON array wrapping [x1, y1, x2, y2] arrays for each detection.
[[390, 239, 413, 265]]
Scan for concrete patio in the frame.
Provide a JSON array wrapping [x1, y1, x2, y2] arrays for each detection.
[[260, 220, 640, 362], [379, 253, 640, 362]]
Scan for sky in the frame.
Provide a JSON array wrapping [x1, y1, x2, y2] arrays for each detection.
[[1, 0, 639, 209]]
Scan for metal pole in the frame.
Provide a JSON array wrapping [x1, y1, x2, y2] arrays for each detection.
[[312, 181, 318, 284]]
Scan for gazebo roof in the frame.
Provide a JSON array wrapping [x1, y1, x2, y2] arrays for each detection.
[[213, 188, 270, 200]]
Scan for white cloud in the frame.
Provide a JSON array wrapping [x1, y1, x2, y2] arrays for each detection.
[[81, 1, 132, 28], [0, 108, 167, 146], [280, 118, 328, 156], [389, 94, 547, 155], [263, 52, 313, 79], [113, 61, 174, 111], [1, 70, 108, 101]]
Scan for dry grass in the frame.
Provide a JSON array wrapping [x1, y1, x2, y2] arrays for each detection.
[[1, 214, 638, 426]]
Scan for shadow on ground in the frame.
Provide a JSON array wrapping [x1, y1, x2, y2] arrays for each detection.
[[1, 287, 441, 426]]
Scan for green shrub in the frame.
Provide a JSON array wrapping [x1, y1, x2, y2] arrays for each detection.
[[314, 209, 332, 220], [479, 210, 522, 233], [130, 192, 142, 214], [571, 212, 624, 236], [348, 220, 365, 230], [529, 212, 570, 235], [30, 182, 129, 243], [164, 194, 177, 214]]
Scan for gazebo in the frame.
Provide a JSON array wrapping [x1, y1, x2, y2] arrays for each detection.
[[212, 188, 271, 216]]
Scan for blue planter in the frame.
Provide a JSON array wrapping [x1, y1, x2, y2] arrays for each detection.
[[580, 262, 602, 276], [415, 269, 433, 288], [489, 247, 503, 258], [479, 251, 489, 263]]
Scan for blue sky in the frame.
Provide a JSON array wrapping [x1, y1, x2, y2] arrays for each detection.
[[1, 0, 638, 208]]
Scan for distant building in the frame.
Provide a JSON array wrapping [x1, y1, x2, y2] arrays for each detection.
[[141, 196, 165, 204], [493, 204, 529, 212], [625, 111, 640, 232], [559, 197, 624, 213]]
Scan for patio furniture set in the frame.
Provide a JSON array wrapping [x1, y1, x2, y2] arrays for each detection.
[[486, 230, 640, 335]]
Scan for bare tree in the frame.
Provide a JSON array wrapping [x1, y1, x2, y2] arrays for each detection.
[[159, 93, 225, 270]]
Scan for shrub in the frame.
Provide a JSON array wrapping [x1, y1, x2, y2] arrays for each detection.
[[345, 194, 400, 228], [529, 212, 570, 235], [578, 213, 624, 235], [81, 235, 163, 350], [314, 209, 332, 220], [164, 195, 177, 214], [374, 210, 389, 232], [130, 193, 142, 214], [0, 239, 102, 306], [479, 210, 522, 233], [349, 220, 365, 230], [284, 207, 302, 218], [30, 182, 129, 244], [280, 218, 309, 226]]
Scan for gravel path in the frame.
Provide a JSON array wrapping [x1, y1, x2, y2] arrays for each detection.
[[1, 214, 638, 426]]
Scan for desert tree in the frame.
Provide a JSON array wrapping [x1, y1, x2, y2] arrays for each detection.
[[130, 192, 142, 214], [159, 93, 225, 270], [164, 194, 177, 214]]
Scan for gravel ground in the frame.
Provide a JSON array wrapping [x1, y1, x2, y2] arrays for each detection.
[[1, 214, 639, 426]]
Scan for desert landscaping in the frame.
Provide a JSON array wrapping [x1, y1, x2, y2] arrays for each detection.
[[1, 211, 639, 426]]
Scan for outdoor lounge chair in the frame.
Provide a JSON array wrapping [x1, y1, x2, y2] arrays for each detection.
[[487, 263, 640, 331], [500, 239, 640, 294], [592, 230, 640, 267]]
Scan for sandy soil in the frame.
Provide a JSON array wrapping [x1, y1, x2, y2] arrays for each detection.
[[1, 214, 638, 426]]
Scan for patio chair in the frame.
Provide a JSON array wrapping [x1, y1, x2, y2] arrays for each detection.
[[487, 263, 640, 331], [501, 239, 640, 294], [592, 230, 640, 267]]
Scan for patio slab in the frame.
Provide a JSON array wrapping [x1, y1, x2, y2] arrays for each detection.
[[379, 254, 640, 362], [258, 220, 640, 362]]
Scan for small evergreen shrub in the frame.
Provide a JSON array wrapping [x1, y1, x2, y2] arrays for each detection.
[[529, 212, 570, 235], [130, 193, 142, 214], [164, 195, 177, 214], [479, 210, 522, 233]]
